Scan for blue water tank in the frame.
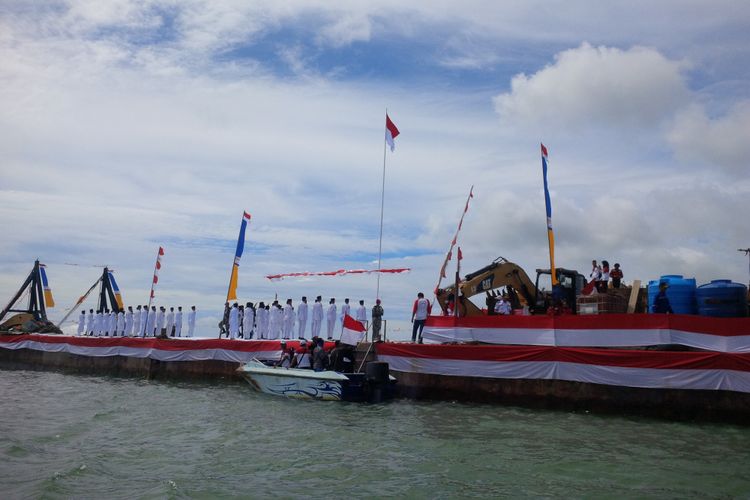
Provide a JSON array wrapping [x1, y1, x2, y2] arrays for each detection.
[[648, 275, 697, 315], [696, 280, 748, 317]]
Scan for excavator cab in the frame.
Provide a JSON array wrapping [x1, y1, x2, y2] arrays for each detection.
[[533, 268, 586, 314]]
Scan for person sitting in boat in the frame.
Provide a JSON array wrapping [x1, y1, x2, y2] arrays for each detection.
[[276, 341, 293, 368], [291, 340, 312, 369], [312, 338, 329, 372]]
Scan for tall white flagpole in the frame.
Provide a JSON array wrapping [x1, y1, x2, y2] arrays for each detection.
[[376, 109, 388, 300]]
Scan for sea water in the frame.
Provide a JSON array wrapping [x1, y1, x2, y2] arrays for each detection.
[[1, 369, 749, 498]]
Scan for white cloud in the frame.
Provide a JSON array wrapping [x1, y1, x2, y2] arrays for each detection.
[[493, 43, 690, 131], [667, 101, 750, 176]]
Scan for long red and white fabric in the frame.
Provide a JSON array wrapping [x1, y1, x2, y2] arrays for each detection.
[[421, 314, 750, 353], [341, 314, 366, 346], [385, 113, 400, 152], [376, 342, 750, 394], [0, 335, 335, 363], [435, 186, 474, 293], [149, 246, 165, 300], [266, 268, 410, 281]]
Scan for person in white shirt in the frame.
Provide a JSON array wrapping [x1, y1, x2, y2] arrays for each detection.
[[411, 292, 432, 344], [340, 298, 351, 333], [243, 303, 254, 340], [268, 303, 281, 340], [494, 296, 512, 315], [147, 306, 157, 336], [86, 309, 95, 336], [141, 306, 151, 337], [124, 306, 134, 337], [116, 310, 125, 336], [187, 306, 196, 337], [326, 298, 337, 340], [292, 340, 311, 369], [77, 310, 86, 336], [282, 299, 294, 340], [106, 310, 115, 336], [311, 296, 323, 339], [355, 299, 367, 327], [166, 307, 175, 336], [228, 303, 239, 340], [133, 305, 142, 337], [175, 306, 183, 337], [94, 310, 103, 336], [156, 307, 166, 337], [296, 296, 308, 339]]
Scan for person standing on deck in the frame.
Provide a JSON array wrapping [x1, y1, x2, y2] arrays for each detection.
[[133, 305, 141, 337], [283, 299, 295, 340], [175, 306, 183, 337], [411, 292, 432, 344], [326, 298, 337, 340], [124, 306, 134, 337], [652, 282, 674, 314], [166, 307, 175, 336], [610, 263, 624, 288], [77, 310, 86, 336], [267, 303, 279, 340], [255, 302, 266, 339], [229, 303, 239, 340], [155, 306, 165, 336], [297, 296, 308, 339], [187, 306, 196, 337], [146, 306, 156, 336], [243, 302, 254, 340], [116, 309, 125, 336], [311, 296, 323, 339], [371, 299, 384, 342], [87, 309, 95, 336], [355, 300, 367, 328], [142, 306, 151, 337], [94, 310, 102, 336], [105, 309, 114, 336], [340, 298, 351, 333]]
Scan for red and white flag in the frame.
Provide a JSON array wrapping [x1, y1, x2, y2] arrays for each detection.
[[150, 246, 165, 299], [341, 314, 366, 346], [385, 114, 400, 152]]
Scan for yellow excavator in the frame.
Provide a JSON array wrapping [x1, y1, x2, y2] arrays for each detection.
[[435, 257, 585, 316]]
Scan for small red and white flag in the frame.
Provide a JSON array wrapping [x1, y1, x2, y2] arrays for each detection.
[[341, 314, 366, 346], [385, 114, 400, 152]]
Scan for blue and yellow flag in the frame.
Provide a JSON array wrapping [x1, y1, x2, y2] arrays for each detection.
[[541, 143, 558, 286], [108, 271, 125, 309], [227, 211, 252, 301], [39, 264, 55, 308]]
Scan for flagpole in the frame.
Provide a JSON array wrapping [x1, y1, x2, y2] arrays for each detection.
[[376, 108, 388, 300]]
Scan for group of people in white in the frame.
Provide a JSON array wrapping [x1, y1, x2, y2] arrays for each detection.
[[221, 296, 370, 341], [76, 305, 197, 337]]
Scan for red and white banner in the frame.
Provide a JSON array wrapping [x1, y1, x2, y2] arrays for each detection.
[[377, 342, 750, 394], [0, 334, 332, 363], [436, 186, 473, 290], [149, 246, 165, 299], [341, 314, 366, 346], [422, 314, 750, 352], [266, 268, 410, 281]]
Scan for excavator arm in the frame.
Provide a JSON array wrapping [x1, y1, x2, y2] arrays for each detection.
[[436, 257, 540, 316]]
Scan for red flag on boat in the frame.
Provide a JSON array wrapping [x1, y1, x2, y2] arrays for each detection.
[[341, 314, 366, 346], [385, 114, 400, 152]]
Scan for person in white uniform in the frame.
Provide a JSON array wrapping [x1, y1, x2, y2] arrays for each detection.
[[141, 306, 150, 337], [187, 306, 196, 337], [340, 298, 351, 333], [166, 307, 175, 336], [282, 299, 295, 340], [86, 309, 95, 336], [77, 310, 86, 336], [94, 310, 102, 336], [228, 303, 239, 340], [156, 307, 166, 337], [326, 298, 337, 340], [311, 296, 323, 339], [107, 310, 115, 336], [355, 299, 367, 328], [133, 305, 142, 337], [257, 303, 268, 339], [267, 303, 279, 340], [175, 306, 183, 337], [147, 306, 157, 336], [124, 306, 134, 337], [116, 310, 125, 337], [243, 303, 254, 340], [296, 296, 308, 339]]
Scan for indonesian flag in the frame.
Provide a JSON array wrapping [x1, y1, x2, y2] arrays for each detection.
[[341, 314, 366, 346], [385, 114, 400, 152]]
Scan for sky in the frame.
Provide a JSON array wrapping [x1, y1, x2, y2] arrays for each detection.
[[1, 1, 749, 337]]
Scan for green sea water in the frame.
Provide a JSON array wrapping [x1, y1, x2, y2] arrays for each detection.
[[1, 369, 749, 499]]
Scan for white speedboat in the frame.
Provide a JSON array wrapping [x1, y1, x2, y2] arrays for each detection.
[[237, 360, 395, 402]]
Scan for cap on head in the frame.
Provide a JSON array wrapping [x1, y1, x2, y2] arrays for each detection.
[[376, 299, 381, 304]]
